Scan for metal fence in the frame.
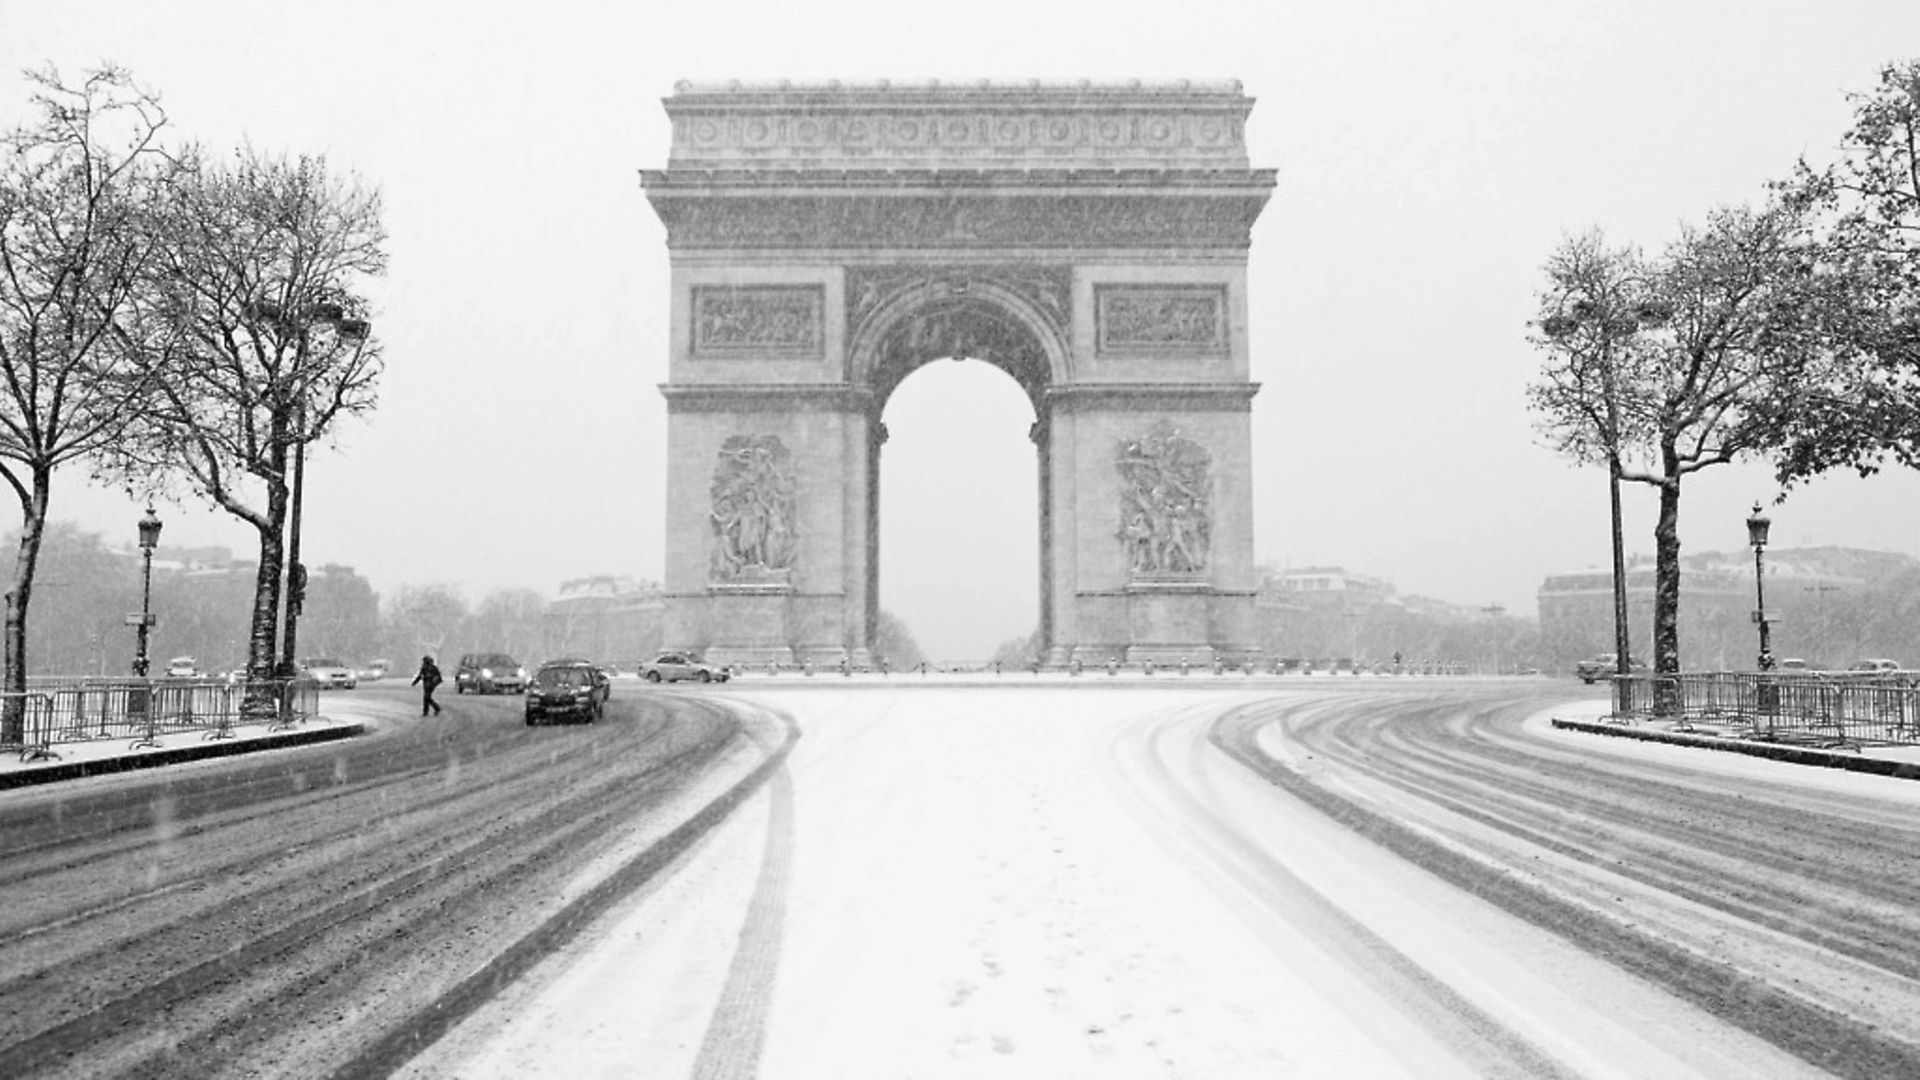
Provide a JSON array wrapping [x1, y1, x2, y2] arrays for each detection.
[[1609, 672, 1920, 748], [7, 676, 321, 762]]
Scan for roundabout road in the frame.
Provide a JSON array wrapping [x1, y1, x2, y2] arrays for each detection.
[[9, 678, 1918, 1078], [0, 682, 789, 1078], [412, 678, 1919, 1079]]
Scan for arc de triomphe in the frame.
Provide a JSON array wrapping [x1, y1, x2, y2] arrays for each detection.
[[641, 80, 1274, 667]]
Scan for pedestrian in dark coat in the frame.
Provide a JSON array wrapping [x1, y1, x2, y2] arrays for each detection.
[[412, 655, 444, 716]]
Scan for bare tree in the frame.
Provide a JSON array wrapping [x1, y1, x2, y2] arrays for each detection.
[[0, 66, 175, 740], [112, 148, 385, 684], [1531, 202, 1845, 682], [1530, 232, 1664, 680], [872, 609, 925, 669], [471, 588, 548, 660], [386, 584, 468, 663]]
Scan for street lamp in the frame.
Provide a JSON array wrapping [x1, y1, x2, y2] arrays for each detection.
[[277, 309, 371, 678], [133, 504, 162, 677], [1482, 603, 1506, 674], [1746, 501, 1773, 670], [1542, 287, 1666, 680]]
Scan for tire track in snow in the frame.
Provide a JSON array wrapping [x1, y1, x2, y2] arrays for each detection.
[[1212, 693, 1920, 1080], [322, 697, 799, 1077], [692, 702, 798, 1080], [1105, 694, 1582, 1080]]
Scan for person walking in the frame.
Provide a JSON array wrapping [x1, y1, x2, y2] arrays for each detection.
[[412, 655, 444, 716]]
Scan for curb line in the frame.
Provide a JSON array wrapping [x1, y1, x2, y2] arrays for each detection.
[[1551, 718, 1920, 780], [0, 722, 367, 791]]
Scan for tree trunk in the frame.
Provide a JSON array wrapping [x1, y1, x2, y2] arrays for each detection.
[[1, 468, 52, 745], [244, 472, 289, 684], [1652, 454, 1683, 716]]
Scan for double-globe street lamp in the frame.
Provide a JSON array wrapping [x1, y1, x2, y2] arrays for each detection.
[[131, 504, 162, 677], [262, 301, 370, 678], [1542, 291, 1668, 679], [1746, 501, 1774, 670]]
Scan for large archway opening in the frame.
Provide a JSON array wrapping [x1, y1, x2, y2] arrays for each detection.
[[877, 359, 1038, 664]]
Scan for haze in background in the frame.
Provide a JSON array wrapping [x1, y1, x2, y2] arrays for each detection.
[[881, 361, 1039, 661], [9, 0, 1920, 658]]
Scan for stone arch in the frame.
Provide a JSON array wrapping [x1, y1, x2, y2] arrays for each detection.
[[848, 283, 1063, 664], [847, 277, 1071, 412], [642, 80, 1274, 668]]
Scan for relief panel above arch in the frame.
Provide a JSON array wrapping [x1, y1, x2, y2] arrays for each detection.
[[1072, 266, 1251, 381], [669, 266, 845, 385]]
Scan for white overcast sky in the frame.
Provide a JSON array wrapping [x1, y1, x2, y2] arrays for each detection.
[[8, 1, 1920, 659]]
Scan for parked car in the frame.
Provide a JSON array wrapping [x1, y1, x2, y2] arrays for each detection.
[[165, 656, 199, 678], [1850, 658, 1903, 674], [637, 651, 730, 684], [1575, 653, 1647, 683], [524, 660, 611, 725], [455, 653, 527, 694], [362, 658, 392, 681], [299, 657, 358, 690], [1776, 657, 1813, 672]]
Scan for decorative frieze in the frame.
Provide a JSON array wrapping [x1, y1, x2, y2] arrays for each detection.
[[647, 193, 1270, 250], [692, 286, 823, 358], [1116, 421, 1212, 576], [1095, 285, 1228, 357], [710, 434, 797, 583], [661, 82, 1254, 171], [847, 265, 1070, 338]]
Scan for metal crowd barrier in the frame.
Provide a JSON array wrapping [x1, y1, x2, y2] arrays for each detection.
[[7, 676, 321, 760], [1609, 671, 1920, 748]]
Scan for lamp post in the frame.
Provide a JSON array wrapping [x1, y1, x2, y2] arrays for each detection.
[[1602, 402, 1632, 679], [1746, 501, 1773, 670], [276, 307, 370, 678], [1542, 286, 1665, 681], [133, 504, 162, 677], [1482, 603, 1506, 674]]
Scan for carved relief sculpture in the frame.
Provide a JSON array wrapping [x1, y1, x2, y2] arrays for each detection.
[[1115, 422, 1212, 575], [711, 435, 798, 581], [692, 286, 823, 357], [1096, 285, 1228, 355], [846, 265, 1070, 337]]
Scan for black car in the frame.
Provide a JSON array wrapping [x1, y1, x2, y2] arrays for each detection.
[[455, 652, 528, 695], [524, 661, 611, 725]]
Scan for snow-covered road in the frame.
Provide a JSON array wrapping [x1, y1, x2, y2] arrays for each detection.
[[408, 683, 1886, 1079]]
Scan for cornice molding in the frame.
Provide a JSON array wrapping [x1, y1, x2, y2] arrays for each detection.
[[641, 168, 1277, 190], [660, 383, 874, 413], [1046, 382, 1260, 412]]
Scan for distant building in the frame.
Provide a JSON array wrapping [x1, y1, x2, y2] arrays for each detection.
[[1255, 565, 1535, 670], [544, 576, 665, 662], [1266, 566, 1394, 607], [1536, 546, 1913, 672]]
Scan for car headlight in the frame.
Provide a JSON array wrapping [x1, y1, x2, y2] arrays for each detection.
[[481, 668, 494, 678], [517, 667, 527, 679]]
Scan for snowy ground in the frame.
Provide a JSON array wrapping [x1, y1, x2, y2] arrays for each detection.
[[402, 685, 1842, 1079]]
